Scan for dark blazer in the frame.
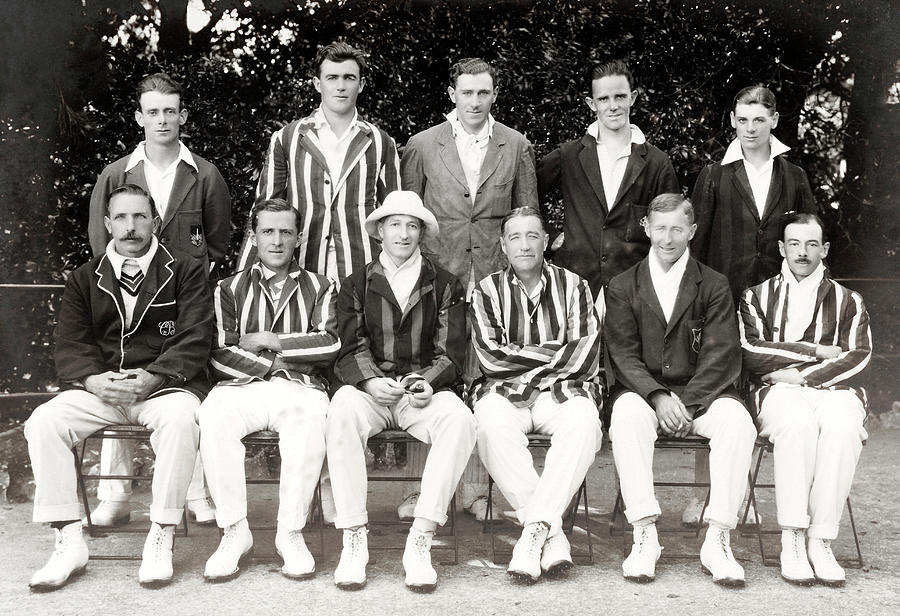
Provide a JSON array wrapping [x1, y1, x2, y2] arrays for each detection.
[[537, 134, 679, 295], [401, 121, 538, 290], [691, 156, 815, 300], [88, 150, 232, 276], [334, 255, 466, 390], [54, 245, 214, 399], [604, 256, 742, 419]]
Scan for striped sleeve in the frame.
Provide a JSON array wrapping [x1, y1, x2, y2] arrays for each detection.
[[334, 273, 384, 387], [469, 275, 559, 378], [209, 279, 274, 381], [800, 289, 872, 387], [418, 274, 466, 387], [376, 129, 401, 201], [738, 282, 818, 375], [276, 275, 340, 366]]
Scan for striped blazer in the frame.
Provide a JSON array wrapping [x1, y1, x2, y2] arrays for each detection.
[[334, 256, 466, 390], [738, 270, 872, 412], [469, 262, 602, 408], [237, 113, 401, 279], [210, 261, 339, 392]]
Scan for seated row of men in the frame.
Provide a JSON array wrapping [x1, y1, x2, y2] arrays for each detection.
[[25, 186, 870, 594]]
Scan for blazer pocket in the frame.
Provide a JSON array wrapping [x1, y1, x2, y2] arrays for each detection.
[[172, 209, 206, 257], [624, 204, 649, 243]]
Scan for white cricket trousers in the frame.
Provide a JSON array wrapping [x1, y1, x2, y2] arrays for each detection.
[[326, 386, 476, 529], [757, 384, 867, 540], [609, 392, 756, 529], [24, 389, 199, 525], [96, 438, 208, 503], [199, 378, 328, 531], [473, 392, 602, 536]]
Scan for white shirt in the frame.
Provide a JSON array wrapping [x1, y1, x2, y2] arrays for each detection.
[[313, 106, 360, 183], [781, 259, 826, 342], [379, 248, 423, 311], [587, 123, 646, 210], [447, 109, 495, 203], [105, 236, 159, 329], [125, 141, 197, 222], [648, 247, 690, 323], [721, 135, 791, 218]]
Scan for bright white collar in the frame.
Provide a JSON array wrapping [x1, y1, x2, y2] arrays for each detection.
[[312, 106, 359, 132], [125, 141, 196, 173], [781, 258, 826, 287], [446, 109, 495, 140], [379, 248, 422, 276], [105, 235, 159, 278], [721, 135, 790, 166], [648, 246, 690, 279], [586, 122, 646, 145]]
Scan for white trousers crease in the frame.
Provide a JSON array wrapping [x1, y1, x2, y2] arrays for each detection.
[[609, 392, 756, 530], [326, 386, 476, 529], [757, 384, 866, 539], [25, 389, 199, 525], [473, 392, 602, 537]]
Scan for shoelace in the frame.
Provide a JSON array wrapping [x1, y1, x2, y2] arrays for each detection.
[[791, 530, 806, 559], [527, 524, 547, 554], [284, 530, 306, 551], [147, 526, 170, 558], [53, 528, 69, 559], [411, 532, 430, 559], [345, 529, 365, 560], [218, 524, 241, 552]]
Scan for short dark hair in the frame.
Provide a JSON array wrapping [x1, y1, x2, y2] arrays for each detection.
[[781, 211, 827, 243], [590, 59, 633, 92], [449, 57, 498, 89], [500, 206, 546, 235], [250, 198, 300, 233], [647, 193, 694, 225], [733, 85, 777, 114], [314, 42, 367, 80], [107, 184, 159, 219], [136, 73, 183, 110]]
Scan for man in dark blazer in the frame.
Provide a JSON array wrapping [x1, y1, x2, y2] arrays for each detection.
[[86, 72, 229, 527], [604, 194, 756, 587], [692, 85, 816, 302], [537, 59, 678, 297], [25, 184, 213, 591]]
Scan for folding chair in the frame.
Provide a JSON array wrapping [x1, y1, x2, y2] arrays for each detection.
[[75, 425, 189, 561], [483, 433, 594, 565], [366, 429, 458, 565], [741, 437, 864, 568]]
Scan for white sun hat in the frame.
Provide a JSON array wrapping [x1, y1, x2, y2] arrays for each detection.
[[364, 190, 440, 239]]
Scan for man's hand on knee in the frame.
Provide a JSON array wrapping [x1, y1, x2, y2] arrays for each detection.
[[364, 377, 405, 406]]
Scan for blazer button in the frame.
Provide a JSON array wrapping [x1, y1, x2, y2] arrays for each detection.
[[324, 179, 331, 185], [470, 216, 477, 223], [664, 363, 671, 369], [601, 255, 608, 262], [464, 192, 470, 198]]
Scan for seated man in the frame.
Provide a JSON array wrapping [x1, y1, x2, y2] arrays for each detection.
[[739, 212, 871, 587], [469, 206, 603, 584], [24, 184, 213, 590], [199, 199, 339, 582], [605, 193, 757, 587], [326, 191, 476, 592]]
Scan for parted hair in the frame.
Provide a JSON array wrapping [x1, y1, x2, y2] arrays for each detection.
[[250, 198, 301, 233], [500, 206, 547, 235], [107, 183, 159, 219], [314, 42, 368, 80], [780, 211, 827, 242], [135, 73, 183, 109], [733, 85, 777, 113], [449, 57, 499, 88], [590, 59, 633, 91], [648, 193, 694, 224]]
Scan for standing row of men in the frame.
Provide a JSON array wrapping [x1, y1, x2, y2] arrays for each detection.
[[25, 42, 870, 594]]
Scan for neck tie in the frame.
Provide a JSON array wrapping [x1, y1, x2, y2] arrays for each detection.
[[120, 259, 144, 297]]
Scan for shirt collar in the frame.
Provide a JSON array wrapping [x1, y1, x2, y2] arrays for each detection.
[[648, 246, 691, 280], [251, 259, 301, 280], [586, 122, 646, 145], [379, 247, 423, 277], [125, 141, 197, 173], [506, 262, 550, 297], [446, 109, 495, 141], [781, 258, 826, 288], [720, 135, 791, 166], [313, 106, 360, 133], [105, 235, 159, 278]]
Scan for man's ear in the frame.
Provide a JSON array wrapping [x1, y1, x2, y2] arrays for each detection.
[[730, 111, 737, 129], [152, 216, 161, 235], [104, 216, 112, 235], [771, 110, 780, 129], [778, 240, 786, 258], [313, 76, 321, 94], [821, 242, 830, 259]]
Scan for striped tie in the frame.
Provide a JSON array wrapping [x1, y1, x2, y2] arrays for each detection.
[[120, 259, 144, 297]]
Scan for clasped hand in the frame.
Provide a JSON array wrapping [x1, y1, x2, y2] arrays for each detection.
[[84, 369, 165, 407]]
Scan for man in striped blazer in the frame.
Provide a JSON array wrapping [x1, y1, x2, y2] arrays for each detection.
[[197, 199, 339, 582], [469, 206, 603, 584], [326, 191, 476, 592], [739, 212, 871, 587], [237, 41, 401, 280]]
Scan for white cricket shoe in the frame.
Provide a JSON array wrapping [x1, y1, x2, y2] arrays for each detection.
[[507, 522, 549, 583], [402, 528, 437, 592], [700, 526, 745, 587], [622, 523, 662, 583], [29, 522, 89, 591], [334, 527, 368, 590], [204, 518, 253, 582]]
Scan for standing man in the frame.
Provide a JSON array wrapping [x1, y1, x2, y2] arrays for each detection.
[[740, 212, 871, 587], [26, 184, 213, 590], [400, 56, 538, 519], [604, 194, 757, 587], [87, 72, 231, 527], [199, 199, 339, 582], [537, 59, 678, 297], [326, 192, 476, 592], [470, 206, 603, 584], [238, 41, 401, 280]]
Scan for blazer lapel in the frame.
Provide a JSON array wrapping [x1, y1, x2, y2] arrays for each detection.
[[367, 267, 402, 312], [159, 162, 197, 232], [636, 260, 666, 326], [94, 256, 126, 331], [477, 131, 505, 189], [577, 134, 609, 214], [124, 162, 149, 191], [296, 123, 331, 180], [612, 144, 648, 209], [437, 124, 470, 190], [402, 260, 436, 321], [333, 124, 374, 197], [272, 270, 300, 322], [127, 247, 175, 335], [665, 259, 702, 337], [760, 158, 785, 224], [726, 163, 760, 223]]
